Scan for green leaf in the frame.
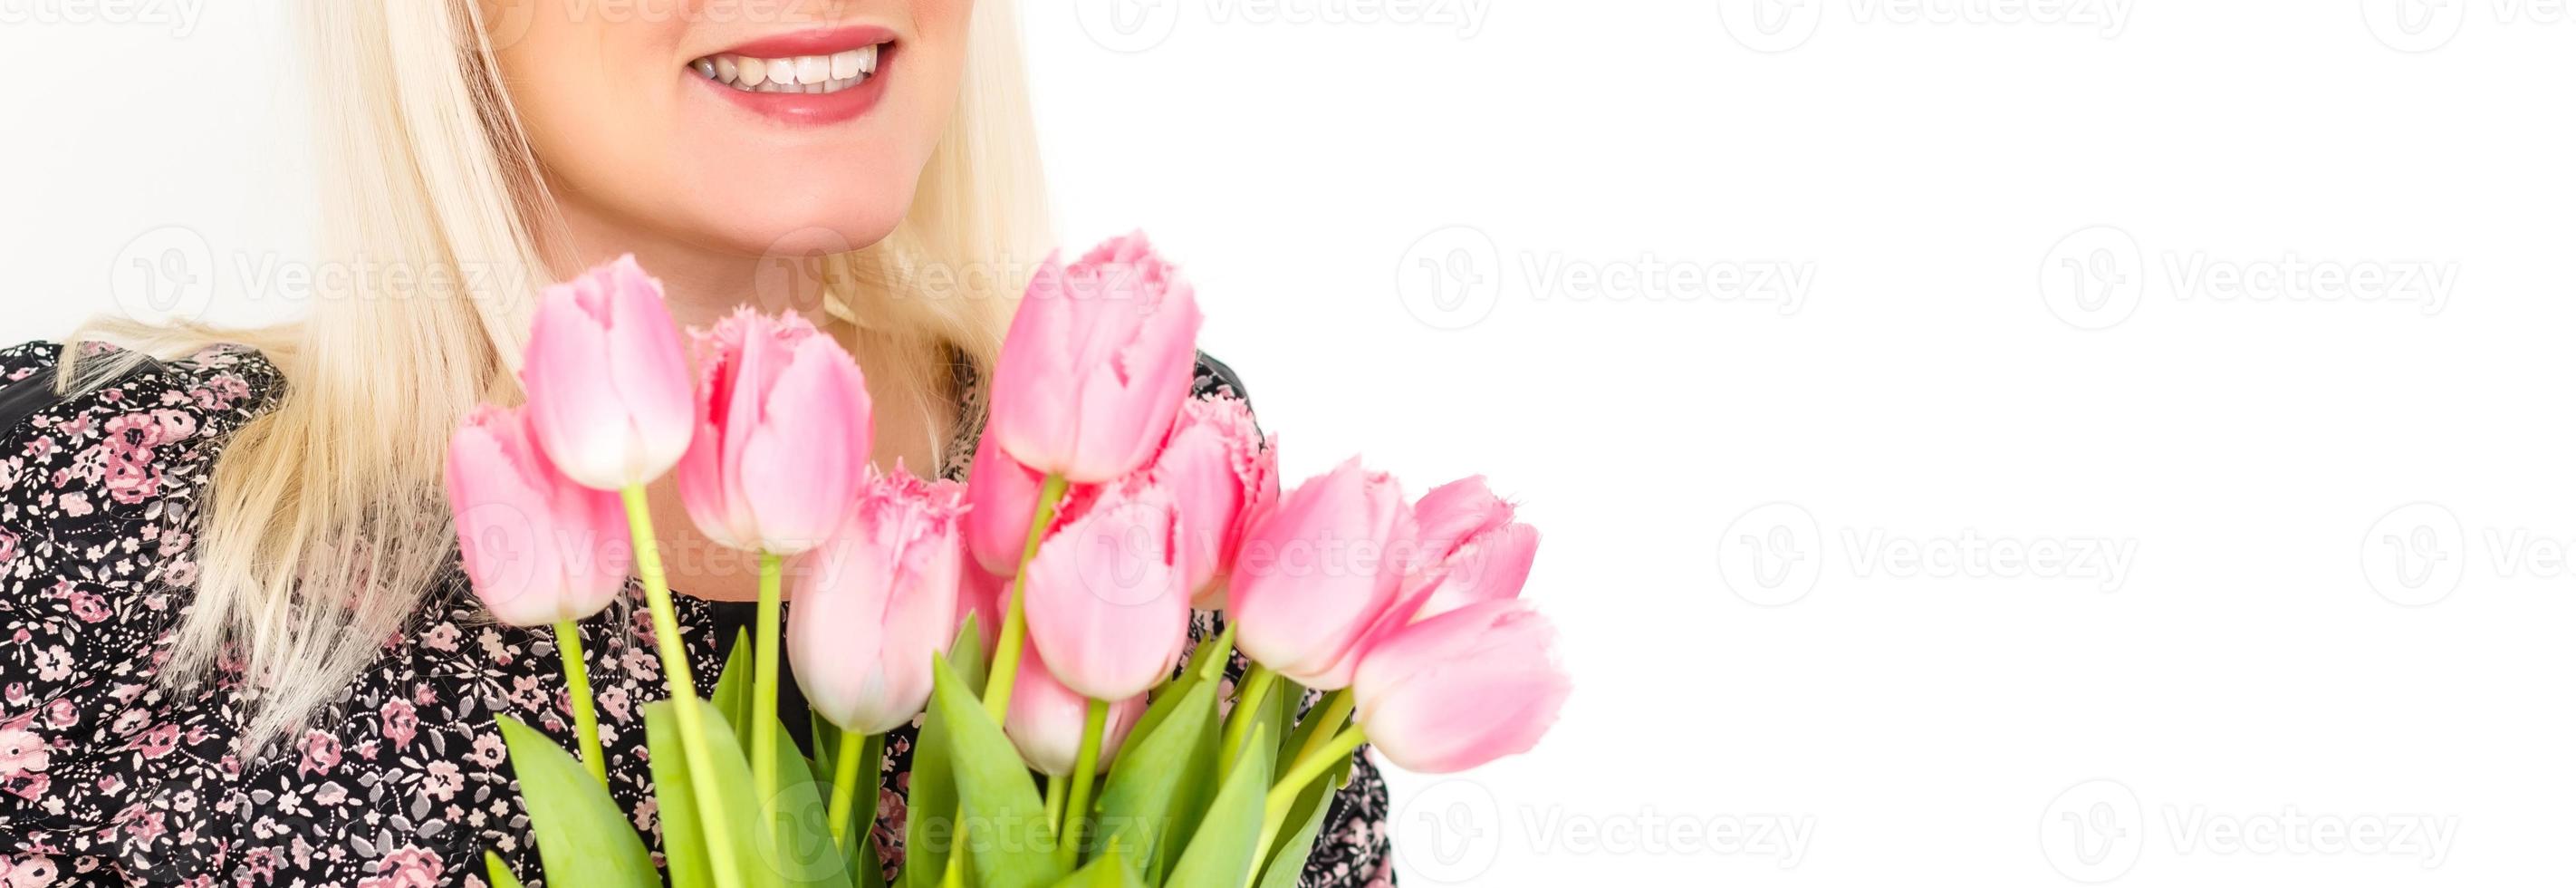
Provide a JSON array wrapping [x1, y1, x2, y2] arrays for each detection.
[[901, 615, 987, 888], [484, 852, 526, 888], [1048, 841, 1146, 888], [1253, 752, 1352, 888], [1162, 724, 1273, 887], [1126, 667, 1203, 750], [495, 715, 658, 888], [1261, 680, 1302, 766], [710, 628, 756, 739], [1276, 696, 1341, 781], [1090, 675, 1218, 879], [744, 711, 859, 886], [1155, 689, 1226, 881], [951, 613, 991, 689], [644, 698, 764, 888], [929, 654, 1065, 888]]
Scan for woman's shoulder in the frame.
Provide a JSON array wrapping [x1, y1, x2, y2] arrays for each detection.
[[0, 337, 284, 597]]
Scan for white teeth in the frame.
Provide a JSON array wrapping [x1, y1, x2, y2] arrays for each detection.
[[690, 46, 884, 95]]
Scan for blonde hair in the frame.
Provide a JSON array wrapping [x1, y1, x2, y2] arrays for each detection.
[[66, 0, 1049, 743]]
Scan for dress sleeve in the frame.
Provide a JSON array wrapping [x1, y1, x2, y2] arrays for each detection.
[[1183, 354, 1399, 888], [0, 342, 281, 874]]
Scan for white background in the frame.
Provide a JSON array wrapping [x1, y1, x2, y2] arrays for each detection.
[[5, 0, 2574, 884]]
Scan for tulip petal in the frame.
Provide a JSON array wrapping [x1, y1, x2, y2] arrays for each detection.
[[1024, 483, 1192, 700], [1353, 601, 1569, 773], [1229, 458, 1414, 690], [521, 293, 630, 490], [740, 338, 872, 553]]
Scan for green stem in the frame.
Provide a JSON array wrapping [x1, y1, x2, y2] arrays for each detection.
[[552, 620, 607, 785], [1043, 773, 1067, 836], [1287, 690, 1355, 774], [1058, 699, 1110, 867], [1218, 664, 1277, 782], [1196, 621, 1238, 681], [620, 487, 743, 888], [825, 729, 877, 851], [1249, 725, 1367, 886], [754, 552, 783, 850], [982, 473, 1069, 720]]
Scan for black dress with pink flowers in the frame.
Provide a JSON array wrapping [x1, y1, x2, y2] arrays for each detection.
[[0, 341, 1395, 887]]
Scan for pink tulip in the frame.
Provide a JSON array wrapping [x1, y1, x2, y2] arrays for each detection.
[[1352, 601, 1569, 774], [1144, 395, 1277, 609], [962, 422, 1072, 575], [1402, 477, 1539, 623], [988, 233, 1206, 483], [1004, 643, 1147, 776], [676, 308, 875, 555], [444, 405, 633, 626], [1227, 458, 1417, 690], [519, 255, 696, 490], [788, 469, 966, 735], [1021, 479, 1194, 700]]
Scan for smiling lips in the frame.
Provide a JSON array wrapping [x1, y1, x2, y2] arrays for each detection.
[[692, 26, 896, 125], [692, 45, 879, 94]]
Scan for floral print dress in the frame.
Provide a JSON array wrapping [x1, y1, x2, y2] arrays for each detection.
[[0, 341, 1393, 887]]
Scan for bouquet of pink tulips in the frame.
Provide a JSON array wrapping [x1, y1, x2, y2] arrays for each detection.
[[446, 235, 1571, 888]]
